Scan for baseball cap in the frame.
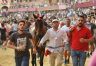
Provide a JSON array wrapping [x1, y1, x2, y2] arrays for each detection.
[[52, 19, 59, 23]]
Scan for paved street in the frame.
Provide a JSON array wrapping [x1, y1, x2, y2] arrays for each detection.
[[0, 48, 89, 66]]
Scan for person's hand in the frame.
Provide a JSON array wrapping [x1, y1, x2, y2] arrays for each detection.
[[15, 45, 26, 51], [15, 47, 20, 51], [2, 44, 7, 50], [80, 38, 86, 43], [33, 47, 37, 54], [38, 43, 42, 48]]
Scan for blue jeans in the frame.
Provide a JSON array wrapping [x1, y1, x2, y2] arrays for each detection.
[[71, 49, 86, 66], [15, 56, 30, 66]]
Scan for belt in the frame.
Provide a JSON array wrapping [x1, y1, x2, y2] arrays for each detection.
[[47, 45, 64, 49]]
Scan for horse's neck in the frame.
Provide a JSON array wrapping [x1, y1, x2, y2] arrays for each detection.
[[33, 29, 43, 46], [33, 25, 47, 46], [36, 25, 47, 33], [34, 29, 44, 37], [41, 26, 47, 34]]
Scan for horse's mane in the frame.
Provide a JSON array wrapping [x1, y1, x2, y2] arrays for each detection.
[[33, 14, 51, 36], [32, 14, 49, 46]]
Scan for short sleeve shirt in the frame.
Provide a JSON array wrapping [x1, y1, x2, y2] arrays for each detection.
[[9, 32, 32, 57], [71, 26, 92, 51]]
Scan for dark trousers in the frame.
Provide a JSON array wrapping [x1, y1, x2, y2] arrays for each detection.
[[15, 56, 30, 66]]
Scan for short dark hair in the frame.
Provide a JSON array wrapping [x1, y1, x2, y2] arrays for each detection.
[[78, 15, 85, 19], [18, 20, 26, 25]]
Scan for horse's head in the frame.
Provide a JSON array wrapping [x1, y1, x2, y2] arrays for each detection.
[[33, 14, 45, 36]]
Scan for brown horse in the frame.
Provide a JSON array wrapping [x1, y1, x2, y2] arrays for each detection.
[[31, 14, 51, 66]]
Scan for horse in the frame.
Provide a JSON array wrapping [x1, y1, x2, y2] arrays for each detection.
[[31, 14, 51, 66]]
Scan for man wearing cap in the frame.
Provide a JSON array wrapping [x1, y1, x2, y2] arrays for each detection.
[[39, 19, 68, 66]]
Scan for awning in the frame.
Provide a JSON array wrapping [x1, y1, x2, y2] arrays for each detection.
[[75, 1, 96, 8], [8, 7, 37, 12], [8, 5, 67, 12]]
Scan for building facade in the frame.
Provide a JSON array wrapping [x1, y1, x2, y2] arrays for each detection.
[[0, 0, 11, 8], [0, 0, 95, 12], [8, 0, 69, 12], [75, 0, 96, 8]]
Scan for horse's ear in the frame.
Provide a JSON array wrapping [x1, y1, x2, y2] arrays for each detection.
[[40, 15, 44, 19], [33, 14, 38, 19]]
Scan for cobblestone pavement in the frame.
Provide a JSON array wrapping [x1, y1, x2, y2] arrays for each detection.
[[0, 48, 89, 66]]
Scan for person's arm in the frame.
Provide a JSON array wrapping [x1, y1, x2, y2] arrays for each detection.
[[29, 38, 37, 54], [28, 33, 37, 53], [80, 29, 93, 43], [2, 40, 7, 49], [63, 31, 68, 45], [7, 40, 24, 51], [39, 29, 50, 46], [7, 40, 16, 49], [28, 32, 36, 48], [7, 33, 16, 49], [29, 38, 36, 48], [7, 33, 24, 51], [80, 37, 93, 43]]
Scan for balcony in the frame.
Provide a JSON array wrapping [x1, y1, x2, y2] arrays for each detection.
[[75, 0, 96, 8], [8, 4, 67, 12]]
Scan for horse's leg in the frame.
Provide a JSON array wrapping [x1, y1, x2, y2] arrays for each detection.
[[38, 46, 45, 66], [32, 54, 37, 66], [40, 51, 44, 66], [31, 49, 37, 66]]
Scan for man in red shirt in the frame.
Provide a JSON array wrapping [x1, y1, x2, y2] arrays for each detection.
[[70, 15, 93, 66]]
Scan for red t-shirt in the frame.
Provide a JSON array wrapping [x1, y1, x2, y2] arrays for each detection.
[[71, 26, 92, 51]]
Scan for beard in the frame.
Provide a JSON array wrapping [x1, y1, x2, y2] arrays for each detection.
[[78, 23, 84, 27], [54, 26, 58, 29]]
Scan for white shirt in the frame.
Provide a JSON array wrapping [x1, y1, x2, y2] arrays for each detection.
[[40, 28, 68, 53], [12, 23, 18, 31], [61, 25, 72, 42], [85, 22, 91, 30], [61, 25, 71, 32]]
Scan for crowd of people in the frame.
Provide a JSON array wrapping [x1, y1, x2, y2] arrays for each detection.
[[0, 10, 96, 66]]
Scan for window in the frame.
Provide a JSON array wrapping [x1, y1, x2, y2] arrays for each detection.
[[29, 0, 32, 2], [24, 0, 28, 2], [17, 0, 19, 2], [20, 0, 22, 2], [31, 0, 36, 1], [11, 0, 14, 3]]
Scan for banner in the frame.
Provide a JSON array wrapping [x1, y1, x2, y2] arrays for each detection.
[[59, 5, 67, 10]]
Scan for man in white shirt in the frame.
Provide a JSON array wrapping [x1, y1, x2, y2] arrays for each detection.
[[61, 18, 72, 64], [39, 19, 68, 66]]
